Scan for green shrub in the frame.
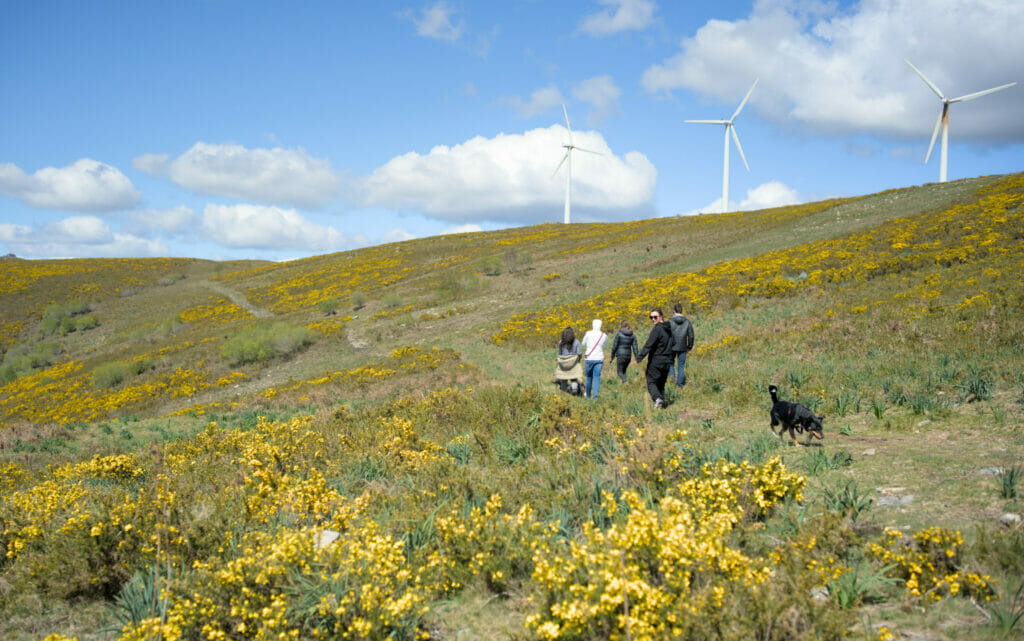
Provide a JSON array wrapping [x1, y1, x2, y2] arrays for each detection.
[[221, 323, 315, 366], [65, 299, 91, 316], [39, 303, 66, 335], [93, 361, 128, 388], [479, 255, 503, 276], [317, 297, 339, 316], [31, 341, 61, 367], [130, 358, 155, 376], [76, 315, 100, 331], [60, 316, 77, 335], [351, 291, 367, 310]]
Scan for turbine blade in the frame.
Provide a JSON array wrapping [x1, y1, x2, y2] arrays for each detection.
[[562, 103, 572, 137], [950, 82, 1017, 103], [731, 78, 759, 121], [574, 146, 602, 155], [730, 126, 749, 172], [905, 59, 945, 100], [685, 119, 730, 125], [925, 110, 942, 163], [552, 151, 569, 178]]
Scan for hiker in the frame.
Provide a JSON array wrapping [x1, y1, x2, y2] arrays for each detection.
[[554, 327, 584, 396], [667, 303, 695, 387], [610, 320, 640, 382], [637, 308, 674, 408], [580, 319, 608, 399]]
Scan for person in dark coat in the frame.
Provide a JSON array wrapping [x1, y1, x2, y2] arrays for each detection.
[[610, 320, 640, 382], [636, 308, 674, 408]]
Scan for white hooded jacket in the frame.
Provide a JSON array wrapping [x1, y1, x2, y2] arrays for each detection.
[[581, 319, 608, 362]]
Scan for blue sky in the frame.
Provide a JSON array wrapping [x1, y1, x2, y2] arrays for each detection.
[[2, 0, 1022, 260]]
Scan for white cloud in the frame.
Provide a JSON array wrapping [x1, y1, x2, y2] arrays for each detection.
[[125, 205, 197, 236], [0, 159, 140, 212], [580, 0, 656, 36], [0, 215, 165, 258], [132, 153, 170, 175], [684, 181, 801, 215], [441, 224, 482, 235], [402, 1, 464, 42], [380, 228, 418, 244], [642, 0, 1024, 141], [360, 125, 657, 224], [201, 204, 364, 251], [140, 142, 341, 209], [505, 85, 565, 118], [573, 76, 622, 124]]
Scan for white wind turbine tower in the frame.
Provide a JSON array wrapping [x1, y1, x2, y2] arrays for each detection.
[[686, 78, 758, 214], [553, 104, 600, 224], [905, 59, 1016, 183]]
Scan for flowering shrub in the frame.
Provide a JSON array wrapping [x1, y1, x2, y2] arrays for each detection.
[[526, 457, 804, 640], [869, 526, 996, 603]]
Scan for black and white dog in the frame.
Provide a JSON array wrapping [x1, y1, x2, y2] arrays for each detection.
[[768, 385, 824, 445]]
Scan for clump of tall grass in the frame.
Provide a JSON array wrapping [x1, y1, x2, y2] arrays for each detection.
[[959, 364, 994, 401], [828, 560, 897, 609], [986, 579, 1024, 635], [997, 465, 1022, 499], [823, 481, 873, 523]]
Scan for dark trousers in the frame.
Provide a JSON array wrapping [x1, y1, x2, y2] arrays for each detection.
[[645, 360, 671, 403], [615, 356, 631, 381]]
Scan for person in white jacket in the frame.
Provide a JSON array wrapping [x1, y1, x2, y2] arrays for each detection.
[[581, 319, 608, 399]]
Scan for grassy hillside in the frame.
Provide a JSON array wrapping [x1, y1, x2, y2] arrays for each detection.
[[1, 173, 1022, 640]]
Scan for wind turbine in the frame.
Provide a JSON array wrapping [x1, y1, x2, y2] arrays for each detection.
[[686, 78, 758, 214], [552, 104, 600, 224], [905, 59, 1016, 183]]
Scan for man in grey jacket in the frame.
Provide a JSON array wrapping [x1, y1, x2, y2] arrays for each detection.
[[667, 303, 694, 387]]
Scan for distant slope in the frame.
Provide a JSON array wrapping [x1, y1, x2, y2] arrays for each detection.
[[0, 173, 1016, 428]]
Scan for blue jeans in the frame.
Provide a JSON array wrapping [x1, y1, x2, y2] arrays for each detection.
[[668, 352, 687, 386], [585, 360, 603, 398]]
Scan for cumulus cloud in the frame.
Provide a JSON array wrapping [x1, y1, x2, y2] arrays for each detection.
[[505, 85, 565, 118], [401, 1, 464, 41], [573, 76, 622, 124], [642, 0, 1024, 141], [360, 125, 656, 224], [132, 153, 170, 175], [0, 215, 165, 258], [124, 205, 197, 236], [137, 142, 341, 209], [580, 0, 656, 36], [201, 204, 364, 251], [0, 159, 140, 212], [441, 223, 483, 235], [380, 228, 418, 244], [683, 181, 801, 215]]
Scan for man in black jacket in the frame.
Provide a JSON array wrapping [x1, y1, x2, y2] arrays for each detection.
[[637, 308, 674, 408]]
